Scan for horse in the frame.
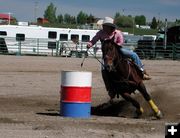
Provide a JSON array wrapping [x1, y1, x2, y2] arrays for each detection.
[[101, 38, 163, 119]]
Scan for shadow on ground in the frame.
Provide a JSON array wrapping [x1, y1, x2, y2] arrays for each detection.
[[36, 100, 133, 118], [36, 112, 60, 116], [91, 100, 133, 117]]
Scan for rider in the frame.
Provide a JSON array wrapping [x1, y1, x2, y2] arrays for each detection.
[[87, 17, 151, 98]]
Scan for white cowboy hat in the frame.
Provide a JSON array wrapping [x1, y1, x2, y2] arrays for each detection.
[[102, 17, 116, 28]]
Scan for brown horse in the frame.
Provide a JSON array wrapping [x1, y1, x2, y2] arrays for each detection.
[[101, 38, 163, 119]]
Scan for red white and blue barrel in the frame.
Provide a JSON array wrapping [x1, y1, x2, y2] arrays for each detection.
[[60, 71, 92, 118]]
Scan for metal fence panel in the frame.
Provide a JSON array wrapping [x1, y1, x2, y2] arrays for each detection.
[[0, 36, 180, 60]]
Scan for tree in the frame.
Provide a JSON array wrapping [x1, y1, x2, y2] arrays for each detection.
[[44, 3, 57, 23], [70, 16, 76, 24], [114, 12, 121, 19], [77, 11, 88, 24], [135, 15, 146, 25], [57, 14, 63, 24], [151, 17, 158, 29], [64, 13, 71, 24], [63, 14, 76, 24], [115, 16, 133, 28], [87, 14, 96, 24]]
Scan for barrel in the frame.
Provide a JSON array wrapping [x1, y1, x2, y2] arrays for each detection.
[[60, 71, 92, 118]]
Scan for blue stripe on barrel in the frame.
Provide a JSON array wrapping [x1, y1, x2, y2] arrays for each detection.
[[60, 102, 91, 118]]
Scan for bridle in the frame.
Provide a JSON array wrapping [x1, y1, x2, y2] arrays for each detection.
[[102, 39, 131, 80], [102, 39, 122, 72]]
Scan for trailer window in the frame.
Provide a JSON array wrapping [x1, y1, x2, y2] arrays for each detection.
[[71, 35, 79, 43], [60, 34, 68, 41], [82, 35, 90, 42], [48, 31, 57, 39], [16, 34, 25, 41], [0, 31, 7, 36]]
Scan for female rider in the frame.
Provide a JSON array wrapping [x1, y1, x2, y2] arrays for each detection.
[[87, 17, 151, 98]]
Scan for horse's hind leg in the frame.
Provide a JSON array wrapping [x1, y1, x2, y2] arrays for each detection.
[[137, 82, 163, 119], [121, 92, 144, 118]]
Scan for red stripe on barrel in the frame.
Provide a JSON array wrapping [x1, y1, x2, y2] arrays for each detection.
[[61, 86, 91, 102]]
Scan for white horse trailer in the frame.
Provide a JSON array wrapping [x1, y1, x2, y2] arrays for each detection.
[[0, 25, 101, 57]]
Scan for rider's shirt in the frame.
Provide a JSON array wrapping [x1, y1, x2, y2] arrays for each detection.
[[88, 29, 124, 47]]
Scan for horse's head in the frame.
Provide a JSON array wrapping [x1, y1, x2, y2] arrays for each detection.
[[102, 39, 120, 72]]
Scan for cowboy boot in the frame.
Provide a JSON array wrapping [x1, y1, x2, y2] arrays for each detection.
[[143, 69, 151, 80]]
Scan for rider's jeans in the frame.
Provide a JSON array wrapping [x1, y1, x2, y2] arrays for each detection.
[[120, 48, 144, 71]]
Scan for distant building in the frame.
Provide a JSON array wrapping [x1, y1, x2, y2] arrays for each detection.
[[18, 22, 29, 26], [0, 13, 14, 24], [140, 25, 151, 29], [37, 18, 49, 24]]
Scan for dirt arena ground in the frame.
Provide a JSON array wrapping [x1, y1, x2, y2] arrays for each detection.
[[0, 55, 179, 138]]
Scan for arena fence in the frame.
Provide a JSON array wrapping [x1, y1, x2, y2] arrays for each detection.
[[0, 37, 180, 60], [134, 44, 180, 60], [0, 37, 102, 58]]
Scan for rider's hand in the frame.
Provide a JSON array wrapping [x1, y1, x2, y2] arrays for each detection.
[[86, 42, 92, 49]]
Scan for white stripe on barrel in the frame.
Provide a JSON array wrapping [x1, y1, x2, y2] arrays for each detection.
[[61, 71, 92, 87]]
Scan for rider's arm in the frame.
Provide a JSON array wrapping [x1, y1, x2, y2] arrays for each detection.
[[87, 31, 102, 48]]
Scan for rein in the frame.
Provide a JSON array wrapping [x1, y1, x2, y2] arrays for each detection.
[[88, 50, 106, 68]]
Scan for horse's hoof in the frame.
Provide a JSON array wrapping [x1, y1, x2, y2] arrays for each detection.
[[109, 99, 114, 104], [134, 107, 144, 119], [108, 91, 116, 99], [156, 110, 163, 119]]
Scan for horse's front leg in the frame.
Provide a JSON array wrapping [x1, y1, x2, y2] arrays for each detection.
[[137, 82, 163, 119], [120, 92, 144, 118], [101, 70, 117, 100]]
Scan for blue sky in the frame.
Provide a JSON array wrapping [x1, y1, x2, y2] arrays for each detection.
[[0, 0, 180, 22]]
